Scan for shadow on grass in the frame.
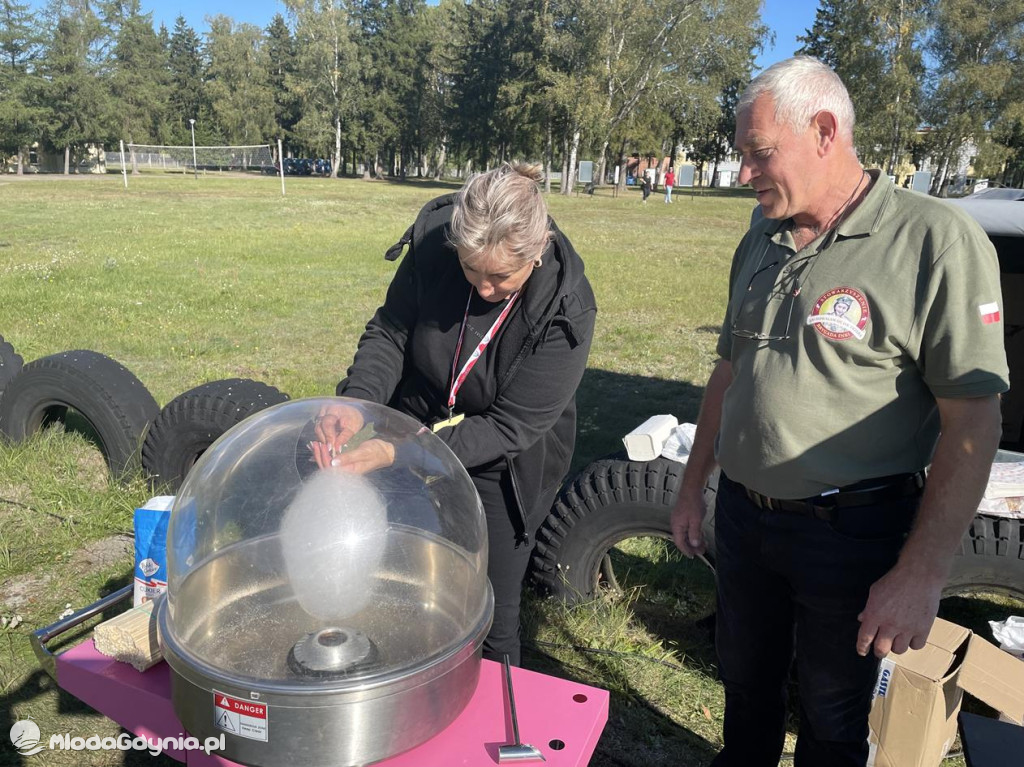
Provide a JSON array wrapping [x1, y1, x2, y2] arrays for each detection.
[[372, 175, 464, 193], [522, 639, 721, 767], [0, 572, 177, 767], [572, 368, 706, 476]]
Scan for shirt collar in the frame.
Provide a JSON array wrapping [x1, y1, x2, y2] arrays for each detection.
[[763, 168, 894, 250]]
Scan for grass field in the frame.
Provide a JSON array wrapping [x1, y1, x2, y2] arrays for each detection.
[[0, 173, 1013, 766]]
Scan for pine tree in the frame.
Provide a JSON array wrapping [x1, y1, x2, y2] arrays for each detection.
[[265, 12, 299, 145], [108, 2, 170, 151], [350, 0, 431, 178], [0, 0, 44, 172], [40, 0, 111, 173], [168, 15, 205, 143]]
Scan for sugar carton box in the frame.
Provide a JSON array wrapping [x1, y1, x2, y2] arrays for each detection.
[[133, 496, 175, 607]]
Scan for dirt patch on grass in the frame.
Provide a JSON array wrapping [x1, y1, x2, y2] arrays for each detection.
[[70, 534, 133, 572], [0, 535, 132, 612], [0, 481, 36, 510], [0, 571, 55, 611]]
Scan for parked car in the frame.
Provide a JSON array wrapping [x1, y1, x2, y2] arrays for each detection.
[[283, 158, 313, 176]]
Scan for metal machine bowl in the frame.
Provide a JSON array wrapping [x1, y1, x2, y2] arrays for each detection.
[[157, 398, 493, 767]]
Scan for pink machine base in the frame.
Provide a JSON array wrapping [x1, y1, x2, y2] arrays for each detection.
[[56, 640, 609, 766]]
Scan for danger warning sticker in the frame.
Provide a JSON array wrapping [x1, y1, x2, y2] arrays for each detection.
[[213, 691, 268, 742]]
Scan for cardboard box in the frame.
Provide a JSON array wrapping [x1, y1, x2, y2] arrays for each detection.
[[867, 618, 1024, 767]]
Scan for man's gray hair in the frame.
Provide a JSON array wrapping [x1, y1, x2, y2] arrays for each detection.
[[737, 56, 855, 141], [449, 163, 551, 267]]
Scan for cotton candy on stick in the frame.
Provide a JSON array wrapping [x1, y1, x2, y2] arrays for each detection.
[[280, 470, 389, 621]]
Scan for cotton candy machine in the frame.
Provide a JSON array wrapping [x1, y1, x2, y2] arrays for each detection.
[[155, 397, 492, 767]]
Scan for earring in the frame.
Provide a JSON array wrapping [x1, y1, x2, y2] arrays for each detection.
[[534, 258, 543, 267]]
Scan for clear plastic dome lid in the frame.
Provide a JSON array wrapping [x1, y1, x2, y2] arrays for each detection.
[[162, 397, 492, 689]]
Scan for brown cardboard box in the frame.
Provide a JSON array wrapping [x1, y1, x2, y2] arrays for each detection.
[[867, 618, 1024, 767]]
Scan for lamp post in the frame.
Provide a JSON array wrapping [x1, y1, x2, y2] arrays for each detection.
[[189, 118, 197, 180]]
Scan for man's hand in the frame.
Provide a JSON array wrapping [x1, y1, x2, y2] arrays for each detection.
[[671, 486, 707, 558], [856, 564, 944, 658], [857, 395, 1002, 659]]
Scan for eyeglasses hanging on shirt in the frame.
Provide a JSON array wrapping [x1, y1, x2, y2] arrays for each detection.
[[732, 170, 873, 344], [730, 243, 806, 342], [730, 222, 850, 344]]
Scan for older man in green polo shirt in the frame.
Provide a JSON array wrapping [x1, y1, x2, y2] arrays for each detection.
[[671, 57, 1009, 767]]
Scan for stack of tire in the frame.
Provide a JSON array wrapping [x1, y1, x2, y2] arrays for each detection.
[[0, 335, 289, 491]]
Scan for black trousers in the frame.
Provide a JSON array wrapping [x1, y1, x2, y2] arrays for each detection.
[[474, 469, 556, 667], [711, 473, 919, 767]]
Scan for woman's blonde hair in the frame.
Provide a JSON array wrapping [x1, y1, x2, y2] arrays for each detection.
[[449, 163, 551, 267]]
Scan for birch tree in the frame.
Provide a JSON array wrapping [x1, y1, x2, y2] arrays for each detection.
[[285, 0, 359, 176]]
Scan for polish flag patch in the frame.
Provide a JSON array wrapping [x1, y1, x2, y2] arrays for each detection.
[[979, 302, 1001, 324]]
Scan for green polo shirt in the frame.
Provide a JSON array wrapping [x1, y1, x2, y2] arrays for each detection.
[[715, 171, 1009, 499]]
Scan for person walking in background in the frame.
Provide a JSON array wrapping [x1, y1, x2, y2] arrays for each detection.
[[664, 167, 675, 203], [671, 56, 1007, 766], [641, 172, 652, 203]]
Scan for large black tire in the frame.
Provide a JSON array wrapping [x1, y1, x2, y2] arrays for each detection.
[[0, 334, 24, 396], [142, 378, 290, 491], [531, 455, 1024, 604], [947, 514, 1024, 599], [0, 350, 158, 480], [531, 454, 700, 602]]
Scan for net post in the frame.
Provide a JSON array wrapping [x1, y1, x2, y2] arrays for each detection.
[[278, 138, 286, 196], [119, 140, 128, 188]]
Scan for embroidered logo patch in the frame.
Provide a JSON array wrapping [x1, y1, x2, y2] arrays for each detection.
[[807, 287, 870, 341]]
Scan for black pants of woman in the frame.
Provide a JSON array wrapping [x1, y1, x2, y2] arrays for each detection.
[[474, 467, 557, 667]]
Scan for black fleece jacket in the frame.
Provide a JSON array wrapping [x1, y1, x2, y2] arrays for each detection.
[[337, 194, 597, 535]]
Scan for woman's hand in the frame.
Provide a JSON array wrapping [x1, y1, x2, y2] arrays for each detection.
[[309, 405, 394, 474], [312, 436, 395, 474], [314, 404, 365, 457], [329, 438, 396, 475]]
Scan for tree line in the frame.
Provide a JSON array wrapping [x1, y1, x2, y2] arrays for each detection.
[[1, 0, 1023, 192], [0, 0, 764, 190], [798, 0, 1024, 192]]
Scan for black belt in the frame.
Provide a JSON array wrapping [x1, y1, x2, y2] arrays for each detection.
[[743, 471, 926, 522]]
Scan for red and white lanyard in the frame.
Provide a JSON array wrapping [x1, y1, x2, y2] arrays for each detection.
[[447, 287, 520, 415]]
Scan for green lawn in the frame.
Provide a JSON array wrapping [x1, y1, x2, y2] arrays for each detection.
[[0, 173, 1004, 766]]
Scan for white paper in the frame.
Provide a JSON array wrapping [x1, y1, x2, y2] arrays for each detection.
[[990, 616, 1024, 658], [661, 423, 698, 463]]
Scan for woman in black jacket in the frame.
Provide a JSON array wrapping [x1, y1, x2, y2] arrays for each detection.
[[311, 163, 597, 665]]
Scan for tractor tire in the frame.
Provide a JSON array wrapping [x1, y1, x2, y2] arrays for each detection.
[[142, 378, 290, 491], [947, 514, 1024, 599], [0, 334, 23, 396], [531, 453, 715, 603], [531, 455, 1024, 605], [0, 350, 158, 480]]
